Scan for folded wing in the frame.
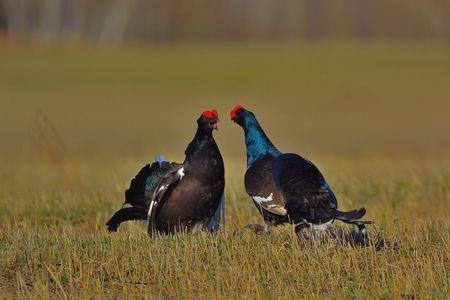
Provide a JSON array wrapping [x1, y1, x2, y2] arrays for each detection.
[[147, 165, 185, 232], [245, 155, 287, 216], [273, 153, 338, 223]]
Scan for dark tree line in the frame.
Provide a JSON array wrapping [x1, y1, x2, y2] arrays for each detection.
[[1, 0, 449, 43]]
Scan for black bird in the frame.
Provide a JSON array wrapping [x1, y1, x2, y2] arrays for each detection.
[[230, 105, 371, 235], [106, 109, 225, 235]]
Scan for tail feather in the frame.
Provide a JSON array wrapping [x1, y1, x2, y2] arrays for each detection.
[[334, 207, 367, 222], [107, 160, 179, 232], [106, 207, 147, 232], [333, 207, 373, 228]]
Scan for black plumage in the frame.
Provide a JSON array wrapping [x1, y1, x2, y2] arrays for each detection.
[[230, 105, 371, 235], [106, 109, 224, 235]]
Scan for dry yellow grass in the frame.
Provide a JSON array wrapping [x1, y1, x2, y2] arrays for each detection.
[[1, 40, 449, 298], [1, 159, 449, 298]]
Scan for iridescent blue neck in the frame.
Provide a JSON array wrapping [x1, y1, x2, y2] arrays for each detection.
[[244, 115, 281, 166]]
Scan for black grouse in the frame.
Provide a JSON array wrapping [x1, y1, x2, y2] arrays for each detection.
[[106, 109, 225, 235], [230, 105, 371, 235]]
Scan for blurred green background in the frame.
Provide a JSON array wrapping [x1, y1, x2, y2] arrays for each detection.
[[1, 41, 450, 163]]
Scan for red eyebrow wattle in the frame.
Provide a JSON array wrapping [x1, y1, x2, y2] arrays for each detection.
[[230, 105, 243, 119], [203, 110, 212, 119]]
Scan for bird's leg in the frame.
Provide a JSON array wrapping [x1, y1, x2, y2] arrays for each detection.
[[294, 222, 310, 234], [263, 222, 273, 233], [294, 218, 312, 238], [335, 217, 372, 241], [357, 223, 369, 241], [191, 220, 209, 234]]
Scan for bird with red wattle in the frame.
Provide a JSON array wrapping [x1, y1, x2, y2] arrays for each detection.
[[230, 105, 371, 236], [107, 109, 225, 235]]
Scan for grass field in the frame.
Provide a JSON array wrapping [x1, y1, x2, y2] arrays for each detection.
[[1, 40, 449, 298]]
